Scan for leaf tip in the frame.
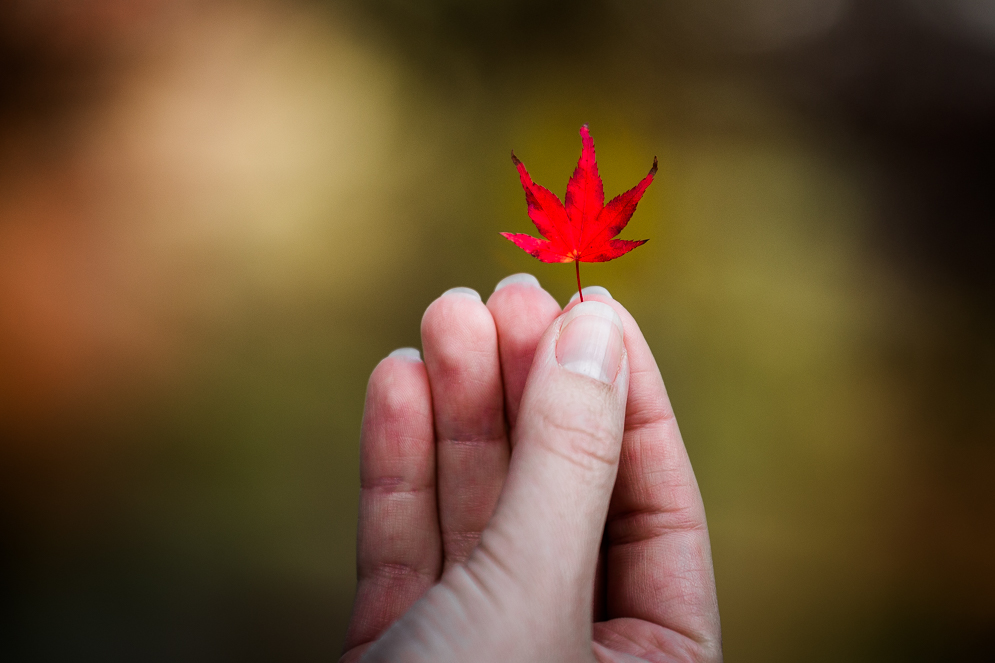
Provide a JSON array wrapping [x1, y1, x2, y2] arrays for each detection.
[[511, 150, 521, 166], [650, 156, 658, 176]]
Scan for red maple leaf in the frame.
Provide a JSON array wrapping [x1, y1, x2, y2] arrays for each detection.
[[501, 124, 657, 302]]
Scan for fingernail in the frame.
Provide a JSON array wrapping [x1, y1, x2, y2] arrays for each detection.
[[556, 301, 624, 384], [494, 273, 541, 293], [568, 286, 612, 303], [441, 287, 481, 301], [388, 347, 422, 362]]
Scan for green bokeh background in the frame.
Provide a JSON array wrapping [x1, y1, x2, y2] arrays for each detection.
[[1, 1, 992, 661]]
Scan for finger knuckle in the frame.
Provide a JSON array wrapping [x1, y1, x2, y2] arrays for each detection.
[[538, 408, 621, 470]]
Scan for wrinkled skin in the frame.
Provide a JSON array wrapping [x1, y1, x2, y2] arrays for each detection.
[[341, 276, 722, 663]]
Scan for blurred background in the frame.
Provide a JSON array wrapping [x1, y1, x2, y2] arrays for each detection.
[[1, 0, 992, 660]]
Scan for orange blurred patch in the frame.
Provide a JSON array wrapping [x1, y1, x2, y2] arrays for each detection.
[[0, 169, 174, 428]]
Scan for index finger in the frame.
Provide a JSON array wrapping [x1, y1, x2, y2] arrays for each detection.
[[568, 291, 722, 657]]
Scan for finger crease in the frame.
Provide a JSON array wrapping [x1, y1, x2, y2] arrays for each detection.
[[359, 561, 436, 583], [607, 507, 708, 546], [623, 407, 674, 433], [437, 435, 507, 449], [361, 476, 435, 494], [443, 530, 482, 547], [534, 410, 619, 469]]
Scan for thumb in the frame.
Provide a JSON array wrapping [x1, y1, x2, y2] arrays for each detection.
[[471, 300, 629, 634]]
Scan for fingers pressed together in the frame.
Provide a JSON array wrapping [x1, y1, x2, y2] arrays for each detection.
[[342, 275, 721, 663]]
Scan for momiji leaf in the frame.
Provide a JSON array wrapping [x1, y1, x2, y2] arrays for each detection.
[[501, 125, 656, 301]]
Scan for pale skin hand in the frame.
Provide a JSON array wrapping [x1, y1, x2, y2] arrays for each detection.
[[341, 274, 722, 663]]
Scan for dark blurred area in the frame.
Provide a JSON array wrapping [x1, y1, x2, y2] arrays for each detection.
[[1, 1, 992, 661]]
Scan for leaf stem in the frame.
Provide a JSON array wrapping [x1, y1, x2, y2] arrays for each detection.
[[575, 260, 583, 302]]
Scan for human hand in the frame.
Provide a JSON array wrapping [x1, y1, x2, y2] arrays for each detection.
[[341, 275, 721, 663]]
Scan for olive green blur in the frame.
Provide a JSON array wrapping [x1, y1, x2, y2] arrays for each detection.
[[1, 1, 992, 661]]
